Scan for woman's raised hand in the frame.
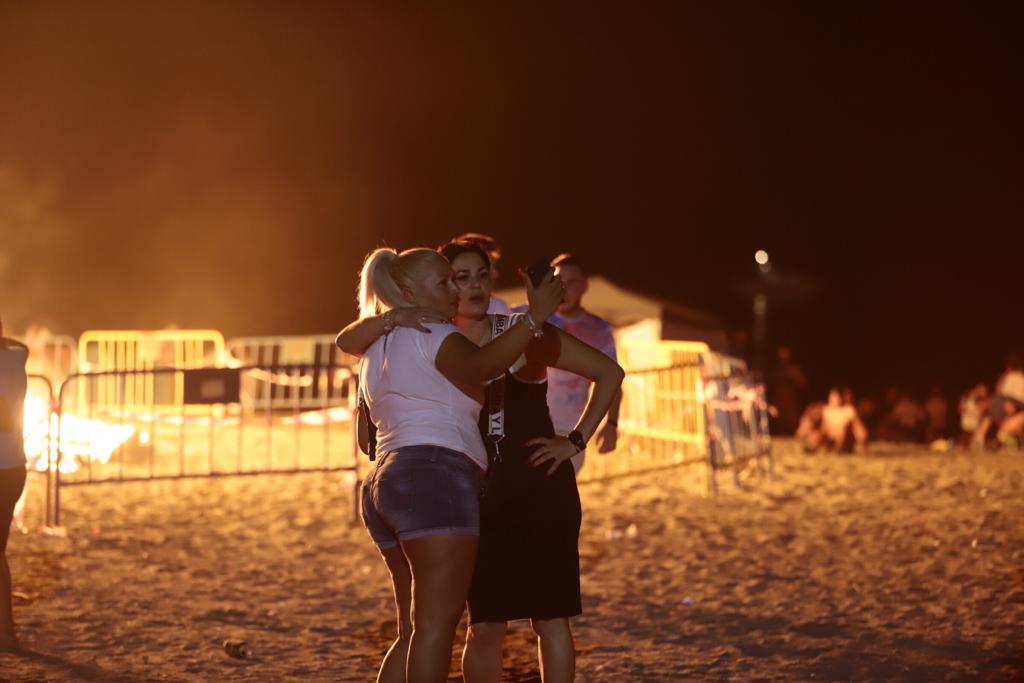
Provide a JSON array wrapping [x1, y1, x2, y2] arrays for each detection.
[[392, 307, 450, 332], [521, 268, 563, 324]]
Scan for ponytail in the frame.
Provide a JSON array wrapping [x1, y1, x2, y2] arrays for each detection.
[[358, 248, 404, 319], [357, 247, 448, 319]]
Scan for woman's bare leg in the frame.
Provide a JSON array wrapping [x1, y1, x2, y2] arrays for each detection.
[[531, 617, 574, 683], [802, 429, 824, 454], [462, 621, 507, 682], [972, 417, 992, 449], [997, 412, 1024, 443], [402, 535, 478, 682], [377, 545, 414, 683]]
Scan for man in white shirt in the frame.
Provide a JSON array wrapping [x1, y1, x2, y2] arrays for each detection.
[[544, 254, 621, 471], [995, 353, 1024, 405]]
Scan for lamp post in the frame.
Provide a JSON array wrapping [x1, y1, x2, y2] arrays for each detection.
[[753, 250, 770, 372]]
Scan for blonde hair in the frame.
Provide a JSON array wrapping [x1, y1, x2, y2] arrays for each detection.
[[358, 247, 448, 319]]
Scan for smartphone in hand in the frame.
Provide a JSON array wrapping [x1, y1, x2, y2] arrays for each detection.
[[526, 260, 552, 287]]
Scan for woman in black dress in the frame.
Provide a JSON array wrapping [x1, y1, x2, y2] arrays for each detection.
[[340, 241, 623, 681], [438, 241, 623, 683]]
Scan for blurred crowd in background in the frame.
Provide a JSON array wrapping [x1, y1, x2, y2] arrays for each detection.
[[766, 346, 1024, 454]]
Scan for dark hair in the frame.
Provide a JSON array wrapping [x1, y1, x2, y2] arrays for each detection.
[[456, 232, 501, 260], [550, 252, 585, 276], [438, 239, 491, 269]]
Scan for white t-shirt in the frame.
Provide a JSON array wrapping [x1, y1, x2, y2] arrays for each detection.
[[545, 310, 617, 434], [0, 345, 28, 469], [996, 370, 1024, 403], [360, 323, 487, 470]]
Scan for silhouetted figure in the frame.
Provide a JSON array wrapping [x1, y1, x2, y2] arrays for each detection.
[[0, 316, 29, 651], [856, 395, 880, 441], [993, 352, 1024, 419], [727, 328, 752, 365], [971, 353, 1024, 450], [795, 400, 824, 452], [768, 345, 806, 435], [924, 383, 950, 442], [799, 388, 868, 453], [958, 383, 990, 447], [879, 388, 926, 442], [996, 401, 1024, 449]]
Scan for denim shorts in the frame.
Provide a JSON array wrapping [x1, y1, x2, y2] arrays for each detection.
[[360, 445, 484, 549]]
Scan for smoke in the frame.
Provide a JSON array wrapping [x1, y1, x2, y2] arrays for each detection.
[[0, 4, 380, 336], [0, 164, 70, 333]]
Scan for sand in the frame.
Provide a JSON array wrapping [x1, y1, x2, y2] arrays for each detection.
[[2, 440, 1022, 681]]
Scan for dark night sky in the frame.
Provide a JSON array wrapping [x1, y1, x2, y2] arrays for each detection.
[[0, 1, 1021, 398]]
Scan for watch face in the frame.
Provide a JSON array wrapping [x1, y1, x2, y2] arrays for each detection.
[[568, 430, 586, 452]]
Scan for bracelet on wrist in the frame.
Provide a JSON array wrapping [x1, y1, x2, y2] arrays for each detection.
[[523, 312, 545, 339], [381, 310, 396, 333]]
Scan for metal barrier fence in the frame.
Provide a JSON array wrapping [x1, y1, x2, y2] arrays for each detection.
[[78, 329, 225, 372], [583, 341, 766, 492], [576, 362, 707, 484], [226, 334, 356, 411], [30, 339, 770, 524], [617, 340, 706, 374], [77, 330, 226, 412], [51, 364, 359, 524], [703, 371, 773, 494], [16, 334, 77, 386]]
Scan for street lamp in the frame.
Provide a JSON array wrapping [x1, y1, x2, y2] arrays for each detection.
[[755, 249, 771, 272], [753, 250, 770, 371]]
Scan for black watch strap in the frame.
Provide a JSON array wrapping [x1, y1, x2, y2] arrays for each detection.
[[567, 430, 586, 453]]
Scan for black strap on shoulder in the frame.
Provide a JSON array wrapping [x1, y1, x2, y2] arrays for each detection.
[[486, 314, 509, 463], [358, 382, 377, 461]]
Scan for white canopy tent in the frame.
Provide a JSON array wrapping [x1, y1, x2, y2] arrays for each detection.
[[494, 275, 729, 351]]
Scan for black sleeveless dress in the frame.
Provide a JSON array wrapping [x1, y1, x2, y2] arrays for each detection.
[[467, 371, 583, 623]]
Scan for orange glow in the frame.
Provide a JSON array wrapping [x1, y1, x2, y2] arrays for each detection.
[[23, 389, 135, 473]]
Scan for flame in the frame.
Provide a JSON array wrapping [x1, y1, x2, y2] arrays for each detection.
[[22, 388, 135, 473]]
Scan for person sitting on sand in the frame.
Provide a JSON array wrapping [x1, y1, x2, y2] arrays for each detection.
[[923, 383, 950, 442], [795, 400, 825, 452], [995, 400, 1024, 449], [958, 383, 990, 448], [335, 247, 562, 682], [802, 388, 868, 454], [972, 353, 1024, 450], [0, 316, 29, 651], [885, 390, 927, 443]]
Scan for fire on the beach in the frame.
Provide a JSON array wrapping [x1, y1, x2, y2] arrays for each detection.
[[22, 389, 135, 474]]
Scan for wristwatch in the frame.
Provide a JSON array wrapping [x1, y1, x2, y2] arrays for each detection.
[[567, 430, 587, 453]]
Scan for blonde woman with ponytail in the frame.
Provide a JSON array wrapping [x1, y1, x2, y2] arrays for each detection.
[[336, 247, 562, 683]]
